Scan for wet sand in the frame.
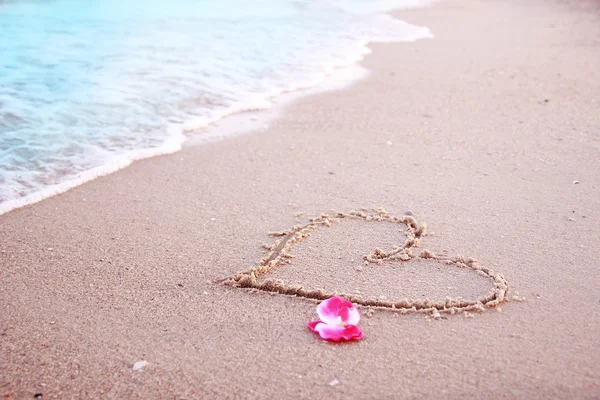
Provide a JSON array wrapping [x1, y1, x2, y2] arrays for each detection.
[[1, 0, 599, 398]]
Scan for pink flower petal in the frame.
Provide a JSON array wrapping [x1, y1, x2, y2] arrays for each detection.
[[312, 322, 364, 341], [316, 296, 360, 326], [307, 320, 321, 331]]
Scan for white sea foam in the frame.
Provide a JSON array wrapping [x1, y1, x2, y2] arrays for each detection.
[[0, 0, 435, 215]]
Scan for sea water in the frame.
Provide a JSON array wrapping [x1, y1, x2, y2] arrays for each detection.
[[0, 0, 433, 214]]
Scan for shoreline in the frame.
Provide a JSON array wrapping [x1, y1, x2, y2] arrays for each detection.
[[0, 11, 432, 217], [1, 0, 599, 398]]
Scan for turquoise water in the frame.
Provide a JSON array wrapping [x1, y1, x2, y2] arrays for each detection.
[[0, 0, 432, 213]]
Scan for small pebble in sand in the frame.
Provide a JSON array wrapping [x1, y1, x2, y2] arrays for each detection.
[[329, 379, 340, 387], [404, 210, 414, 216], [573, 180, 580, 184], [132, 361, 148, 371]]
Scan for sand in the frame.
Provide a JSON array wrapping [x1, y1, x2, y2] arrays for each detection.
[[1, 0, 599, 398]]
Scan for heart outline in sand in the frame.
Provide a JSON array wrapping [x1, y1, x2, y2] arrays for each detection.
[[220, 209, 510, 317]]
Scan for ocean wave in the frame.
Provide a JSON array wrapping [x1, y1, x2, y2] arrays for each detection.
[[0, 0, 434, 215]]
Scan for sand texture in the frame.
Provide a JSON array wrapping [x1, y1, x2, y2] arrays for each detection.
[[1, 0, 599, 398]]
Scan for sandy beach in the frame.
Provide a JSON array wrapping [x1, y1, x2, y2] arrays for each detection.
[[1, 0, 599, 398]]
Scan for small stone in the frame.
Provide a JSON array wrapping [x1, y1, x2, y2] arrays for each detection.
[[573, 180, 580, 184], [329, 378, 340, 387], [404, 210, 414, 216], [132, 360, 148, 371]]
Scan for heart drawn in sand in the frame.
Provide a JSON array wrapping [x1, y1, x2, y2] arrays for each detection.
[[220, 209, 511, 318]]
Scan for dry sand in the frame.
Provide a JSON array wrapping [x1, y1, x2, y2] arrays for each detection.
[[1, 0, 599, 398]]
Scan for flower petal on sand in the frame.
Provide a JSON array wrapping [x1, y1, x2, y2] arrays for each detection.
[[312, 322, 364, 341], [316, 296, 360, 326], [308, 296, 364, 341]]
